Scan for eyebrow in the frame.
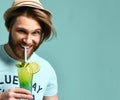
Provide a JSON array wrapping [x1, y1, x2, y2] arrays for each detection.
[[16, 27, 42, 33]]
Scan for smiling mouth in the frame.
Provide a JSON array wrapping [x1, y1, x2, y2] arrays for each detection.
[[20, 44, 32, 51]]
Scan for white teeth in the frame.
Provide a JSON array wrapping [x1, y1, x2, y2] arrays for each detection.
[[24, 46, 29, 49], [21, 45, 30, 49]]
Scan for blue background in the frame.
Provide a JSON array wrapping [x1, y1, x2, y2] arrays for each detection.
[[0, 0, 120, 100]]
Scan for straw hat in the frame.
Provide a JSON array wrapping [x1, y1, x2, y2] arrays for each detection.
[[4, 0, 51, 20]]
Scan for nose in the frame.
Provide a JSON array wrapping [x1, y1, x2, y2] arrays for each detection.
[[22, 34, 32, 44]]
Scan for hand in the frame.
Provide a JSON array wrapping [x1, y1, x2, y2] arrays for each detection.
[[0, 88, 33, 100]]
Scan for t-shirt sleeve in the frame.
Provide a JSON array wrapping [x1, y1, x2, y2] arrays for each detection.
[[44, 67, 58, 96]]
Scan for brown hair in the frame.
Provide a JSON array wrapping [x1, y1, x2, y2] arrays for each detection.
[[4, 7, 56, 43]]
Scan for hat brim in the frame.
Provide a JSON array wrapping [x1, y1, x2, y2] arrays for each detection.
[[4, 4, 51, 20]]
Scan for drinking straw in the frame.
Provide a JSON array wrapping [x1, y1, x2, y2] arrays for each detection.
[[24, 47, 27, 62]]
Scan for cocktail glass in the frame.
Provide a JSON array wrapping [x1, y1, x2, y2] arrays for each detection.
[[17, 66, 33, 92]]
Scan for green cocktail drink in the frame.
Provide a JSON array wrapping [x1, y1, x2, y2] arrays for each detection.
[[18, 66, 33, 91], [16, 47, 40, 92], [16, 61, 40, 92]]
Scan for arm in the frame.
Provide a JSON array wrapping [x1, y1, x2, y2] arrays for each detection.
[[43, 94, 58, 100]]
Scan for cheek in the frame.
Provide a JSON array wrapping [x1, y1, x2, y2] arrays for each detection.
[[12, 35, 20, 43], [11, 32, 23, 41], [36, 39, 41, 46], [33, 36, 41, 44]]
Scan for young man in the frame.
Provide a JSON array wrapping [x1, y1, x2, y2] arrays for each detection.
[[0, 0, 58, 100]]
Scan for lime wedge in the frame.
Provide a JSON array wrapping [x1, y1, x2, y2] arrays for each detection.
[[27, 62, 40, 74], [16, 61, 40, 74]]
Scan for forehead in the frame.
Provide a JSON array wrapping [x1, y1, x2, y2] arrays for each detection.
[[13, 15, 42, 31]]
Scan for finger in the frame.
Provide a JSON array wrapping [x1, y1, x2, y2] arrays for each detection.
[[13, 88, 33, 99], [15, 93, 33, 99], [13, 88, 32, 95], [1, 88, 33, 100]]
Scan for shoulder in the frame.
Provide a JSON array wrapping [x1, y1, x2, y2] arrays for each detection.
[[30, 53, 51, 66], [29, 52, 55, 72]]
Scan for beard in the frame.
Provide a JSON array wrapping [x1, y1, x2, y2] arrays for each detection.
[[8, 33, 40, 60]]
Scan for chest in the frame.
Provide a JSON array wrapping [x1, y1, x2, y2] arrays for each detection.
[[0, 66, 50, 99]]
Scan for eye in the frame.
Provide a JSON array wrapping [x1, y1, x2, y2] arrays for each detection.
[[17, 29, 26, 34], [33, 30, 41, 35]]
